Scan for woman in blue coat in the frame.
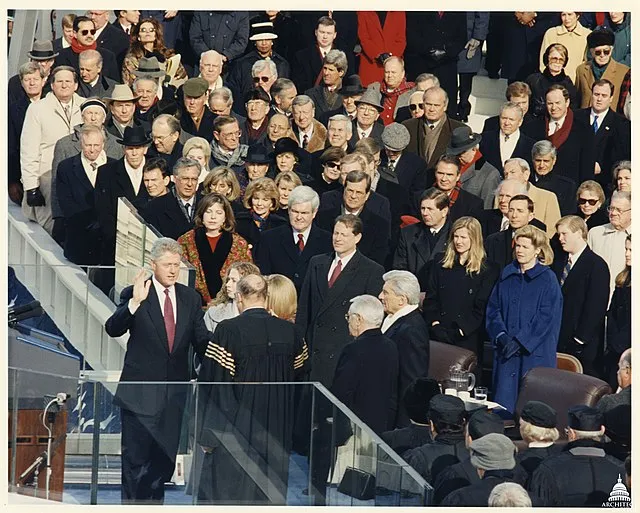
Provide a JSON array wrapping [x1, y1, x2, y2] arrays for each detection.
[[486, 225, 562, 413]]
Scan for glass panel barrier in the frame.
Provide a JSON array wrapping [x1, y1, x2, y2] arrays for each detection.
[[7, 371, 432, 506]]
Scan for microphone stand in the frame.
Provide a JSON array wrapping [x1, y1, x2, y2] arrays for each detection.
[[42, 398, 59, 500]]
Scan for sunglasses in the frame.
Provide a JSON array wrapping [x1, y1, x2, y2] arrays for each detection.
[[253, 76, 271, 83], [578, 198, 599, 206], [79, 29, 97, 36], [139, 27, 156, 33], [409, 103, 424, 112], [593, 48, 611, 57], [324, 161, 340, 169]]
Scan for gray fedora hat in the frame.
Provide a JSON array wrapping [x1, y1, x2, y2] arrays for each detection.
[[132, 56, 166, 78], [28, 40, 59, 60], [355, 88, 384, 111]]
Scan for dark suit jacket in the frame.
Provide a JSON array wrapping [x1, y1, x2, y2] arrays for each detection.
[[146, 141, 184, 174], [384, 309, 430, 428], [402, 116, 465, 170], [479, 129, 535, 175], [315, 204, 390, 265], [95, 22, 131, 70], [234, 210, 287, 253], [255, 223, 332, 292], [551, 247, 610, 374], [482, 112, 535, 134], [57, 154, 112, 265], [393, 220, 451, 288], [331, 328, 399, 435], [349, 120, 384, 146], [534, 173, 577, 216], [54, 46, 120, 82], [142, 191, 201, 241], [448, 188, 484, 222], [305, 84, 344, 120], [380, 150, 429, 196], [106, 282, 211, 416], [522, 115, 596, 185], [319, 189, 391, 226], [574, 108, 631, 186], [480, 209, 546, 239], [95, 158, 151, 263], [484, 228, 516, 271], [179, 107, 217, 142], [77, 73, 117, 99], [291, 44, 354, 94], [296, 251, 385, 386]]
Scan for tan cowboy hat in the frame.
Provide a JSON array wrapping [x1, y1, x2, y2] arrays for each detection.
[[104, 84, 140, 103]]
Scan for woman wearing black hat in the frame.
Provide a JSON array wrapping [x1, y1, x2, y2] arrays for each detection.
[[271, 136, 315, 187], [526, 43, 579, 118]]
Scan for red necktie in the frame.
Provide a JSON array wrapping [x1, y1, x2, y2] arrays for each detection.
[[328, 260, 342, 288], [297, 233, 305, 253], [164, 289, 175, 352], [438, 11, 445, 18]]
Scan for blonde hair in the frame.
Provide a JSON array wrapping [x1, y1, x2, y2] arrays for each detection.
[[183, 136, 212, 172], [211, 261, 260, 306], [265, 274, 297, 322], [519, 418, 560, 443], [203, 166, 241, 201], [576, 180, 605, 205], [555, 215, 588, 241], [442, 217, 486, 275], [243, 177, 279, 212], [275, 171, 302, 188], [514, 225, 554, 265]]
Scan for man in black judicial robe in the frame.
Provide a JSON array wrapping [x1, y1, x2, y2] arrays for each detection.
[[196, 274, 309, 505]]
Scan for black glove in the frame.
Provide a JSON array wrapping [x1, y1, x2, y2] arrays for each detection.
[[376, 52, 392, 65], [501, 338, 522, 359], [26, 187, 46, 207], [430, 324, 452, 344]]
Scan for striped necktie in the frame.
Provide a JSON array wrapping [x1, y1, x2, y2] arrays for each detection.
[[560, 257, 572, 286]]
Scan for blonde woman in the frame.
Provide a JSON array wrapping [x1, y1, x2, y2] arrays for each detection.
[[486, 225, 563, 413], [183, 137, 212, 185], [265, 274, 298, 322], [235, 177, 287, 249], [203, 167, 241, 201], [274, 171, 302, 215], [423, 217, 499, 372]]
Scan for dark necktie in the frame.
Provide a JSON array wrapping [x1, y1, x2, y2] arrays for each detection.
[[302, 133, 309, 149], [560, 257, 572, 286], [592, 116, 599, 133], [328, 260, 342, 288], [163, 289, 175, 352], [297, 233, 305, 254], [184, 202, 191, 220], [504, 134, 510, 142]]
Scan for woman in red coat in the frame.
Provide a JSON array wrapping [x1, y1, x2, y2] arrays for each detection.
[[357, 11, 407, 86], [178, 193, 253, 306]]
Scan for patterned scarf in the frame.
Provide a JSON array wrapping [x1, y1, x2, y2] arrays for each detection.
[[210, 141, 248, 168], [380, 78, 415, 125], [448, 182, 463, 207], [70, 37, 97, 54], [251, 210, 269, 231]]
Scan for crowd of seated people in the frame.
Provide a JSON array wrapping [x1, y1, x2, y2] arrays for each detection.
[[7, 10, 631, 507]]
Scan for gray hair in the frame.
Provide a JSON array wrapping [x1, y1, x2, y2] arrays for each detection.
[[271, 78, 296, 99], [572, 428, 605, 442], [423, 86, 449, 106], [209, 86, 234, 106], [150, 237, 183, 260], [200, 49, 223, 64], [500, 101, 524, 120], [292, 94, 315, 110], [504, 157, 530, 174], [251, 59, 277, 79], [531, 140, 557, 160], [152, 114, 180, 135], [79, 124, 105, 141], [497, 179, 528, 196], [325, 49, 348, 73], [19, 61, 46, 80], [415, 73, 440, 87], [488, 483, 532, 507], [288, 185, 320, 211], [382, 270, 421, 305], [328, 114, 353, 138], [349, 295, 384, 328], [133, 76, 159, 93], [611, 190, 632, 205], [173, 157, 201, 176], [79, 49, 102, 66]]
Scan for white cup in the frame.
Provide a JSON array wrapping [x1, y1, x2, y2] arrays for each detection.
[[444, 388, 457, 396], [458, 391, 471, 401]]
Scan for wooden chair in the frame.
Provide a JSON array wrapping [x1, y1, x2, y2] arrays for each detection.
[[557, 352, 584, 373]]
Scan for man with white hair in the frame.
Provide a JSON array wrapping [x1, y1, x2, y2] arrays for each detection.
[[255, 186, 332, 292], [332, 294, 399, 435], [291, 95, 327, 153], [488, 482, 532, 507], [198, 50, 224, 93], [324, 114, 353, 152], [77, 49, 117, 98], [528, 405, 625, 506], [379, 270, 430, 427]]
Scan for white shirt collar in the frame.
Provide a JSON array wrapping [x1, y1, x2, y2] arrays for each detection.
[[590, 108, 609, 121], [152, 275, 176, 323], [293, 225, 312, 245], [569, 243, 588, 264], [334, 249, 356, 268], [80, 151, 107, 185], [94, 24, 107, 40], [123, 157, 144, 193], [381, 304, 419, 333], [500, 128, 520, 141], [299, 124, 314, 138], [549, 115, 566, 133]]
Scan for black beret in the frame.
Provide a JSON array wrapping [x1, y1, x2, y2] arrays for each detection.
[[520, 401, 557, 429], [603, 405, 631, 445], [403, 378, 441, 424], [587, 29, 615, 49], [244, 87, 271, 104], [429, 394, 466, 425], [567, 405, 604, 431], [468, 410, 505, 439]]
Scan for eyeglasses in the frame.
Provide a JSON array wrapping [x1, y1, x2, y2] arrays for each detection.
[[344, 313, 352, 322], [253, 76, 271, 83], [79, 29, 97, 36], [220, 130, 242, 139], [608, 206, 631, 214], [593, 48, 612, 57], [578, 198, 599, 206], [139, 27, 156, 33], [357, 105, 378, 114], [324, 161, 340, 169], [409, 103, 424, 111], [152, 133, 172, 142], [548, 56, 565, 63]]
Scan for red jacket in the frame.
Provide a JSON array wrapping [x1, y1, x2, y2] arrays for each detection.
[[357, 12, 406, 86]]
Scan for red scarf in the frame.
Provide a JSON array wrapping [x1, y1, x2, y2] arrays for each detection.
[[448, 182, 463, 207], [547, 108, 573, 150], [460, 149, 483, 175], [70, 37, 97, 54], [380, 79, 415, 126]]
